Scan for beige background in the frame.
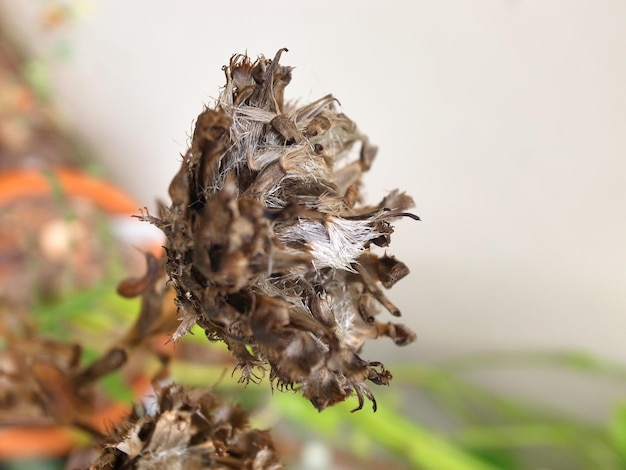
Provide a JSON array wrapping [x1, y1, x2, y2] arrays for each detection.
[[2, 1, 625, 418]]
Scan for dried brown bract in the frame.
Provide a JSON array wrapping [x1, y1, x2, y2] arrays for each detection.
[[142, 49, 417, 411], [0, 334, 89, 428], [90, 383, 280, 470]]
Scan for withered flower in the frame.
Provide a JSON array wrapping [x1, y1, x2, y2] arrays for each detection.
[[143, 49, 417, 412], [90, 384, 280, 470]]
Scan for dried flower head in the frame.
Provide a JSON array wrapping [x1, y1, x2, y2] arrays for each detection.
[[143, 49, 417, 411], [90, 384, 280, 470]]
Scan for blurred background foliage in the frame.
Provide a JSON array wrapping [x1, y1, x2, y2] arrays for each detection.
[[5, 264, 626, 469]]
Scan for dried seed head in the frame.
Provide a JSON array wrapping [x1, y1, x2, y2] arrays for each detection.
[[143, 49, 417, 411], [89, 384, 281, 469]]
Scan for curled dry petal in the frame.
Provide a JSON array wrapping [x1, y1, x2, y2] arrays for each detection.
[[141, 50, 418, 411]]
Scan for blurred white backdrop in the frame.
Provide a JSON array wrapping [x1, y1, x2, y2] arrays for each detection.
[[1, 1, 625, 418]]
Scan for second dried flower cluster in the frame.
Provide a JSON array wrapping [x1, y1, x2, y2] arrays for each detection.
[[144, 49, 417, 411]]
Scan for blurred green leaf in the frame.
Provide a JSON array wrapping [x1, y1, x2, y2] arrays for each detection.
[[443, 351, 626, 383], [456, 423, 610, 453], [23, 60, 52, 102], [609, 401, 626, 464], [1, 458, 65, 470], [99, 370, 135, 403], [32, 281, 138, 338], [272, 393, 500, 470]]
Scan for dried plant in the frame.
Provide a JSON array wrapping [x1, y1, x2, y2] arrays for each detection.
[[90, 384, 280, 470], [143, 48, 417, 412]]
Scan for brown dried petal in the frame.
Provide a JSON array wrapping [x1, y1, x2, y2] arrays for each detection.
[[270, 115, 301, 144], [116, 252, 162, 298], [304, 115, 331, 138]]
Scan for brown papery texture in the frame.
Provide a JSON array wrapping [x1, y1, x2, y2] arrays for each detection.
[[142, 49, 417, 412], [90, 384, 280, 470]]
